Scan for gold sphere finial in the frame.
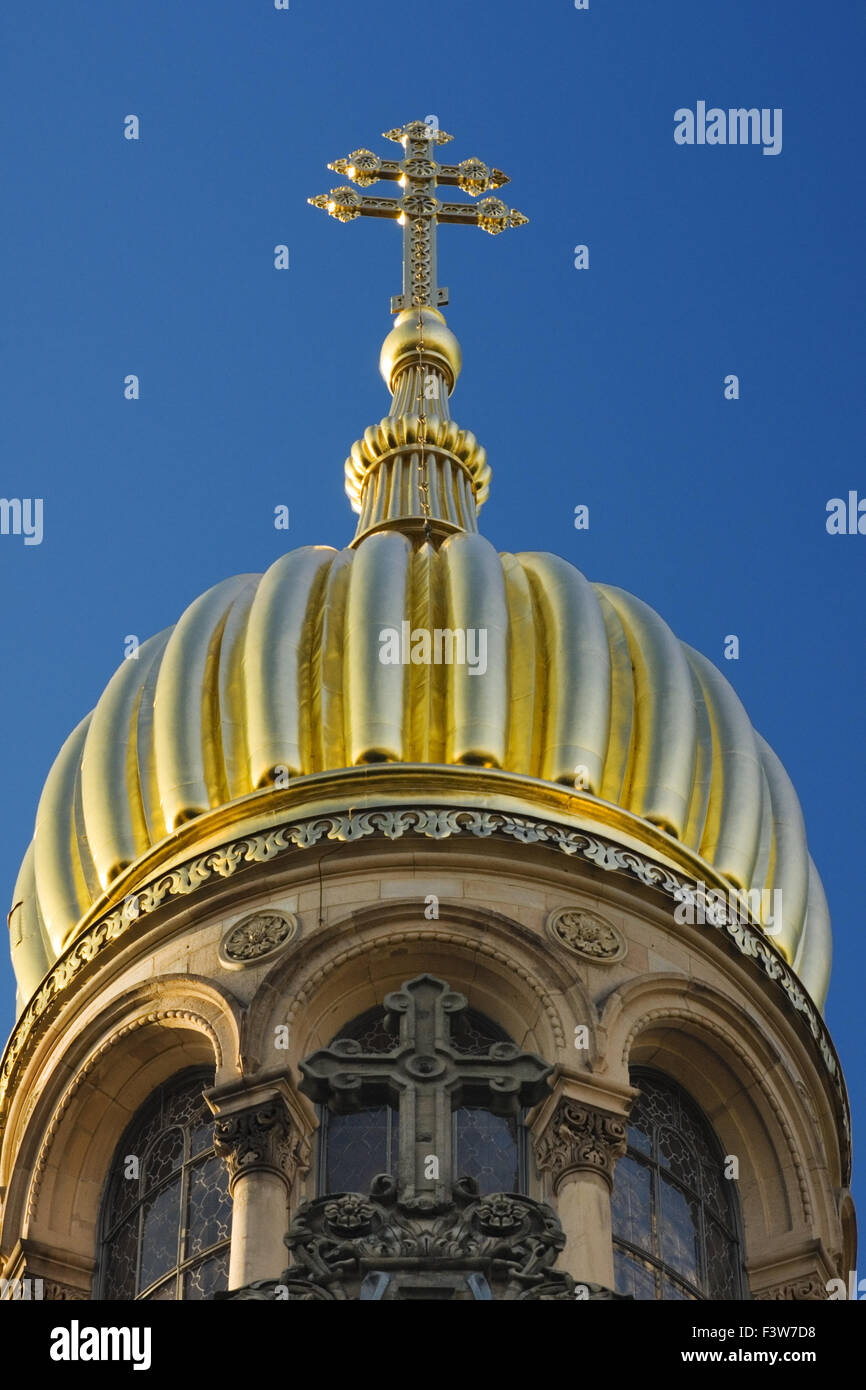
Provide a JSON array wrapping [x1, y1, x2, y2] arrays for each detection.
[[379, 308, 462, 394]]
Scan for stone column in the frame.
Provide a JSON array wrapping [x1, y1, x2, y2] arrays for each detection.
[[534, 1095, 628, 1290], [208, 1078, 310, 1290]]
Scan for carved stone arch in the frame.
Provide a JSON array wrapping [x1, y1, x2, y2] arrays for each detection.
[[598, 972, 822, 1258], [8, 976, 243, 1278], [246, 899, 592, 1075]]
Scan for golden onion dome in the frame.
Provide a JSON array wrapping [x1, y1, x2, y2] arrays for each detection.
[[4, 127, 833, 1020], [8, 532, 830, 1009]]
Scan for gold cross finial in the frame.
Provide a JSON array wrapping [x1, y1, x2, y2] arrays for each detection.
[[309, 118, 528, 312]]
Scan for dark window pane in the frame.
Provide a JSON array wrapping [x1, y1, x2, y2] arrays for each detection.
[[657, 1125, 699, 1190], [320, 1006, 524, 1199], [100, 1071, 232, 1301], [325, 1105, 396, 1192], [662, 1276, 697, 1301], [332, 1009, 399, 1054], [613, 1072, 743, 1301], [455, 1107, 518, 1194], [164, 1082, 209, 1131], [131, 1108, 165, 1167], [449, 1012, 511, 1055], [141, 1276, 176, 1301], [185, 1250, 231, 1301], [614, 1248, 658, 1301], [190, 1118, 216, 1157], [702, 1160, 730, 1221], [628, 1124, 652, 1157], [139, 1178, 182, 1292], [659, 1175, 700, 1284], [611, 1155, 653, 1250], [142, 1127, 184, 1193], [705, 1219, 739, 1299], [106, 1165, 140, 1226], [102, 1214, 138, 1300], [188, 1155, 233, 1255]]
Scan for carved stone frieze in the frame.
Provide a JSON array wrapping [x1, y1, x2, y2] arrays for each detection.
[[547, 906, 626, 963], [535, 1098, 628, 1192], [216, 1174, 628, 1302], [754, 1279, 828, 1301], [42, 1280, 87, 1301]]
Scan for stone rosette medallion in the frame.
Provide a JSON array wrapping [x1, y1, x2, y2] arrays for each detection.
[[218, 909, 298, 969], [546, 906, 626, 964]]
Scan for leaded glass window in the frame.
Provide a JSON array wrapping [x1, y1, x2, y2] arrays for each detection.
[[319, 1006, 524, 1195], [99, 1069, 232, 1300], [612, 1069, 744, 1300]]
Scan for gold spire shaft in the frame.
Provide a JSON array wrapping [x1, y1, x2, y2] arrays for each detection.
[[309, 120, 525, 545]]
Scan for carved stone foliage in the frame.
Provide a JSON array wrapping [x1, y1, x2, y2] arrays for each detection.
[[535, 1098, 628, 1193], [212, 1099, 298, 1191], [217, 1174, 627, 1302], [218, 910, 297, 968], [754, 1279, 828, 1301], [42, 1280, 87, 1301], [1, 1277, 85, 1301], [547, 906, 626, 963]]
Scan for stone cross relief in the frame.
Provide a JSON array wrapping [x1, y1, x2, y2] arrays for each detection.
[[299, 973, 552, 1208]]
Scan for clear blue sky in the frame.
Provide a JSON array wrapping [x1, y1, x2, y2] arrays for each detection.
[[2, 1, 863, 1213]]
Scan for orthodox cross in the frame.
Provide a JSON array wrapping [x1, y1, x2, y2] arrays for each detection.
[[299, 974, 552, 1208], [309, 119, 529, 313]]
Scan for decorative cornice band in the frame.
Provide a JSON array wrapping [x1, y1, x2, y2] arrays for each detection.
[[0, 805, 848, 1143]]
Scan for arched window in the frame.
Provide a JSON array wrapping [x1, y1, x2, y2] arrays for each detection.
[[318, 1006, 525, 1196], [611, 1069, 745, 1300], [99, 1069, 232, 1300]]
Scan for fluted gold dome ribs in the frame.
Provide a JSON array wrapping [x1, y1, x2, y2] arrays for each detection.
[[9, 537, 830, 1008]]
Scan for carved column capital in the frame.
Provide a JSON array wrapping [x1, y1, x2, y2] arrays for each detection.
[[213, 1098, 292, 1188], [210, 1087, 309, 1195], [534, 1097, 627, 1193]]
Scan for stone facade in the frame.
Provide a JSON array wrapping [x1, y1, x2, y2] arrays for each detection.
[[0, 788, 854, 1301]]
